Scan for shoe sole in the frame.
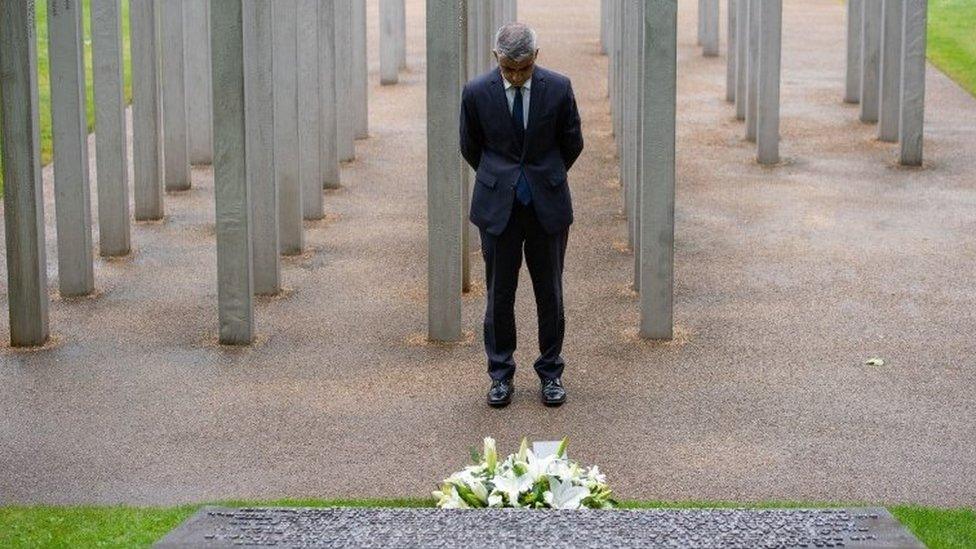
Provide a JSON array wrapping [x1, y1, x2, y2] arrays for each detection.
[[488, 389, 514, 408], [541, 395, 566, 407]]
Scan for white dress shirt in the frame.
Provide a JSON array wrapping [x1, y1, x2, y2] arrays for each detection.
[[503, 75, 531, 130]]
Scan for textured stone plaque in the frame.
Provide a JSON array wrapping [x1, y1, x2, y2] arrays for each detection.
[[156, 506, 924, 548]]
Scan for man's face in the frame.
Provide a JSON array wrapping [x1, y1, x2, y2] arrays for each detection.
[[495, 50, 538, 87]]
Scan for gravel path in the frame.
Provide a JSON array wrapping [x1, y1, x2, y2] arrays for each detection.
[[1, 0, 974, 506]]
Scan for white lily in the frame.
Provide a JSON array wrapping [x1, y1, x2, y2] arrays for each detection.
[[524, 449, 556, 482], [550, 458, 581, 481], [483, 437, 498, 474], [492, 470, 533, 507], [587, 465, 607, 484], [543, 476, 590, 509], [447, 469, 474, 486], [435, 436, 614, 509], [517, 437, 530, 461], [438, 486, 471, 509], [468, 477, 489, 503]]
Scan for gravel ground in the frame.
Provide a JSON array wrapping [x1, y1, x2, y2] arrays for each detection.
[[1, 0, 974, 506]]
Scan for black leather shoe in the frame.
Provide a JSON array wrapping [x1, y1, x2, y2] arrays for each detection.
[[487, 376, 514, 408], [540, 377, 567, 407]]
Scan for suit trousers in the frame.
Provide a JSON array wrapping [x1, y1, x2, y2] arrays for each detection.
[[480, 197, 569, 382]]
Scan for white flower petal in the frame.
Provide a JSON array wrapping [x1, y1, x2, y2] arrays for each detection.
[[547, 476, 590, 509]]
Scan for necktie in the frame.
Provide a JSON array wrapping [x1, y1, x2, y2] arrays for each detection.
[[512, 86, 531, 206]]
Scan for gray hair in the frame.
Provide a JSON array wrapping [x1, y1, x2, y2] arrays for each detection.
[[494, 23, 538, 62]]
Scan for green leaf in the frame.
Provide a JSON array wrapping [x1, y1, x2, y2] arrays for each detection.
[[454, 484, 485, 508], [532, 478, 548, 506], [555, 437, 569, 458]]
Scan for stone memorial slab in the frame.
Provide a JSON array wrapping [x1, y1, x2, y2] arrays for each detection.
[[156, 506, 924, 548]]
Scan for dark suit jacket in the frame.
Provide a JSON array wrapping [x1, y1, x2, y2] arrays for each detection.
[[460, 65, 584, 236]]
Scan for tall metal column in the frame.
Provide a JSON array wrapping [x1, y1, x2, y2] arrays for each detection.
[[726, 0, 737, 103], [211, 0, 255, 344], [334, 0, 356, 161], [845, 0, 863, 104], [91, 0, 131, 256], [184, 0, 214, 165], [860, 0, 883, 123], [734, 0, 748, 120], [899, 0, 927, 166], [426, 0, 466, 341], [273, 0, 305, 255], [0, 0, 50, 346], [47, 0, 95, 296], [380, 0, 400, 85], [639, 0, 677, 340], [319, 0, 341, 189], [130, 0, 164, 221], [352, 0, 369, 138], [757, 0, 783, 165], [878, 0, 904, 142], [244, 0, 280, 296], [299, 0, 323, 220], [160, 0, 191, 190]]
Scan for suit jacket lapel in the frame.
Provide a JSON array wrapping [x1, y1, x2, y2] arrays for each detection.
[[522, 70, 547, 160], [488, 70, 514, 140]]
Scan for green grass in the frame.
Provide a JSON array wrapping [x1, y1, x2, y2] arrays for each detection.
[[927, 0, 976, 96], [0, 505, 195, 549], [35, 0, 134, 166], [0, 0, 132, 195], [0, 499, 431, 549], [890, 504, 976, 549], [0, 499, 973, 548]]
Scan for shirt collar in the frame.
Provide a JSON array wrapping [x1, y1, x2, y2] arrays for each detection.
[[502, 74, 532, 91]]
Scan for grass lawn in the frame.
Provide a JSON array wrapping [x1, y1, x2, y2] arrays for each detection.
[[927, 0, 976, 96], [0, 0, 132, 196], [33, 0, 134, 167], [0, 499, 973, 548]]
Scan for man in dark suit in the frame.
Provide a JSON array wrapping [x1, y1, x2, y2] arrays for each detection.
[[460, 22, 584, 408]]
